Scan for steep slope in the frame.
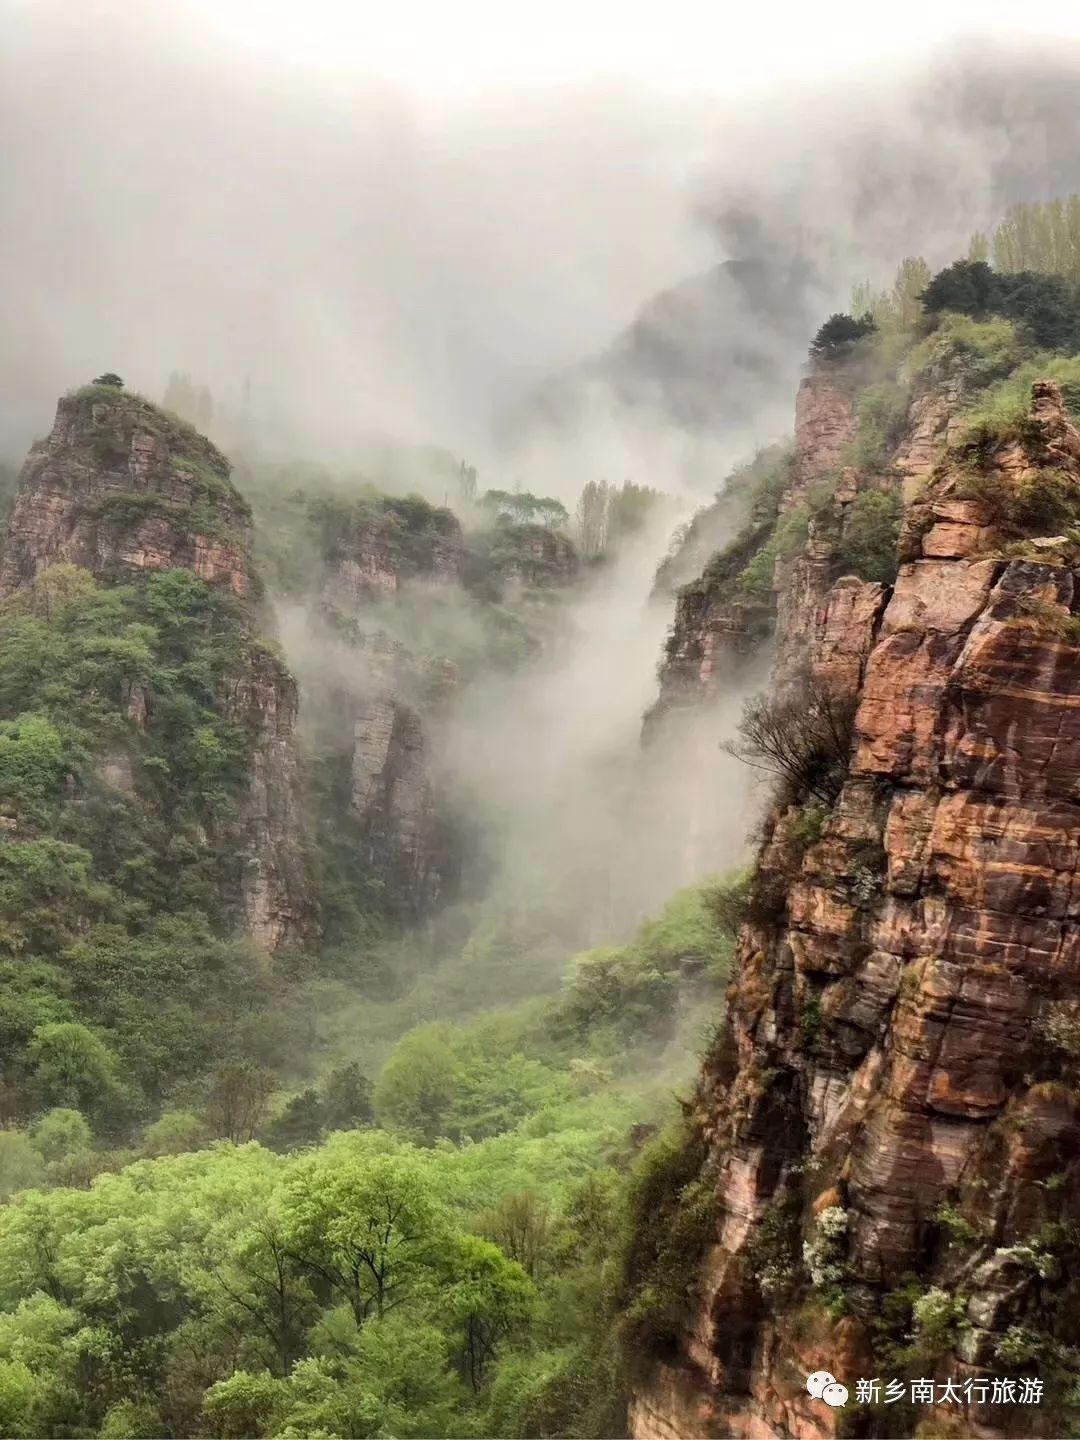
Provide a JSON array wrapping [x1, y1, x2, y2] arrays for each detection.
[[0, 381, 311, 951], [1, 383, 252, 596], [629, 338, 1080, 1437], [277, 489, 581, 930]]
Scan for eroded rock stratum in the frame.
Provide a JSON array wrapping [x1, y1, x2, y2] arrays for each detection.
[[0, 384, 311, 949], [631, 375, 1080, 1439]]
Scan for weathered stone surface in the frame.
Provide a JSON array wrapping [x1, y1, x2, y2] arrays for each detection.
[[790, 375, 857, 499], [224, 649, 311, 950], [0, 386, 312, 950], [632, 379, 1080, 1439], [0, 388, 252, 596], [350, 686, 444, 919]]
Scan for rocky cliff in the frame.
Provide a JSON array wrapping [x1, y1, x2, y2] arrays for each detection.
[[299, 495, 580, 925], [0, 383, 310, 949], [630, 362, 1080, 1438], [1, 384, 252, 597]]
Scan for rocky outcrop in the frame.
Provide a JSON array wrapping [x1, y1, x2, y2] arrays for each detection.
[[789, 373, 857, 500], [1, 385, 252, 597], [224, 647, 311, 950], [318, 495, 462, 604], [343, 635, 456, 921], [0, 383, 311, 950], [632, 380, 1080, 1438], [308, 503, 466, 922], [462, 522, 579, 603]]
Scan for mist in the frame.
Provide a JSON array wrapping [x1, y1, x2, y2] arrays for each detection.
[[7, 6, 1080, 482], [9, 5, 1080, 966]]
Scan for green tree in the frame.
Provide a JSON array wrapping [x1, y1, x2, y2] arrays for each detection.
[[280, 1153, 447, 1325], [26, 1023, 124, 1122], [321, 1063, 373, 1131], [140, 1109, 208, 1156], [266, 1090, 324, 1151], [475, 1190, 552, 1279], [0, 1133, 45, 1201], [29, 1108, 91, 1163], [808, 312, 876, 361], [575, 480, 610, 557], [99, 1398, 163, 1438], [202, 1369, 283, 1439], [373, 1026, 456, 1144], [441, 1233, 535, 1389], [967, 230, 990, 262], [891, 255, 931, 328], [833, 489, 902, 584], [205, 1062, 277, 1143]]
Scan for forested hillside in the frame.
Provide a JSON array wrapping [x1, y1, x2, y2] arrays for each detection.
[[0, 365, 743, 1437], [628, 203, 1080, 1440], [5, 21, 1080, 1421]]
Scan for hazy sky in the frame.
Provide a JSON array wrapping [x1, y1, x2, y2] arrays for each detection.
[[177, 0, 1080, 93], [6, 1, 1080, 474]]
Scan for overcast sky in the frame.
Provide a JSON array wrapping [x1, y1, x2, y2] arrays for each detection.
[[5, 1, 1080, 472]]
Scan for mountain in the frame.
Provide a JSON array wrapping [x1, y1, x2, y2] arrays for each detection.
[[626, 300, 1080, 1438], [503, 258, 822, 456]]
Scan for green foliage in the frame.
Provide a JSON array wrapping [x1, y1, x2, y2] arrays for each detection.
[[909, 312, 1023, 391], [954, 461, 1080, 540], [852, 257, 931, 334], [921, 259, 1000, 318], [99, 1398, 163, 1438], [955, 353, 1080, 452], [374, 1021, 571, 1145], [851, 381, 910, 467], [203, 1370, 283, 1438], [554, 881, 733, 1048], [809, 311, 876, 361], [308, 491, 458, 576], [800, 995, 823, 1047], [281, 1150, 449, 1323], [0, 1133, 45, 1202], [922, 254, 1080, 352], [481, 490, 569, 529], [92, 374, 124, 389], [0, 562, 309, 1130], [574, 479, 669, 558], [618, 1122, 716, 1363], [0, 715, 68, 827], [990, 195, 1080, 279], [29, 1108, 91, 1163], [26, 1022, 125, 1123], [667, 448, 790, 625], [744, 1190, 802, 1300], [736, 504, 808, 598], [139, 1109, 208, 1156], [832, 489, 902, 584]]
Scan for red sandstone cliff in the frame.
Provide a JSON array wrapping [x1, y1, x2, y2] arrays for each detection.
[[631, 374, 1080, 1439]]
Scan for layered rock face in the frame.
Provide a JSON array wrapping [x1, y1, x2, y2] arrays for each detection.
[[0, 385, 310, 950], [225, 648, 311, 949], [648, 374, 860, 726], [1, 385, 252, 597], [311, 504, 467, 921], [632, 379, 1080, 1438], [308, 496, 582, 920], [344, 636, 454, 921]]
